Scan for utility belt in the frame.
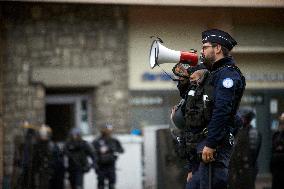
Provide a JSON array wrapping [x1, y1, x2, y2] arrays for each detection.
[[184, 128, 208, 151], [185, 128, 208, 143], [184, 128, 234, 159]]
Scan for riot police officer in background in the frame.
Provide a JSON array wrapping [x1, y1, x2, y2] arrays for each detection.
[[185, 29, 245, 189], [92, 124, 124, 189], [32, 124, 54, 189], [229, 108, 262, 189], [64, 127, 96, 189], [171, 65, 210, 188], [270, 112, 284, 189], [13, 121, 37, 189]]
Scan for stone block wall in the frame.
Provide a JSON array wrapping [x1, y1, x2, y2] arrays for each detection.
[[0, 11, 4, 185], [1, 2, 129, 177]]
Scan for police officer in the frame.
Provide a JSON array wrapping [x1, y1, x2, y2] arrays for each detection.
[[50, 141, 65, 189], [171, 59, 244, 189], [64, 127, 96, 189], [13, 121, 37, 189], [229, 108, 262, 189], [32, 124, 54, 189], [271, 112, 284, 189], [171, 64, 211, 188], [92, 124, 124, 189], [186, 29, 245, 189], [183, 68, 211, 188]]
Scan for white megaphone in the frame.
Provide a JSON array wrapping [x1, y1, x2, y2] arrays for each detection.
[[149, 40, 198, 69]]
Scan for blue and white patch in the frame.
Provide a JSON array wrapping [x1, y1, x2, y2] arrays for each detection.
[[222, 78, 234, 88]]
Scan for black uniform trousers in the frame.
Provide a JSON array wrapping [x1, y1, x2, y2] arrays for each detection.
[[97, 162, 116, 189]]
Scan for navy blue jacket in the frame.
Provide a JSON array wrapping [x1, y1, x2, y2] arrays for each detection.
[[205, 56, 245, 149]]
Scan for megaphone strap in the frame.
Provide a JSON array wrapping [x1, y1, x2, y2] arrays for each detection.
[[157, 64, 180, 81]]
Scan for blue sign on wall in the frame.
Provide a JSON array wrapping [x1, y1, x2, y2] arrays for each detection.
[[142, 72, 175, 81]]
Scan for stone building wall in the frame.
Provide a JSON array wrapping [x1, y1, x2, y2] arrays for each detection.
[[0, 10, 4, 185], [1, 2, 129, 177]]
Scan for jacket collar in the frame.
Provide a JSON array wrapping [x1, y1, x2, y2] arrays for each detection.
[[211, 56, 235, 71]]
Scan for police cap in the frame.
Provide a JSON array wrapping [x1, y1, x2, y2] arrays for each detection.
[[202, 29, 237, 51]]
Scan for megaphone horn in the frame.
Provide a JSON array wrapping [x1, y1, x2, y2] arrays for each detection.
[[149, 40, 198, 69]]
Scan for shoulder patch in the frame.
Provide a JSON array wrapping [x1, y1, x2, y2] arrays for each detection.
[[222, 78, 234, 88]]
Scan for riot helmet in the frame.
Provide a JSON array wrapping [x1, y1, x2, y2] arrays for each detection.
[[100, 124, 114, 137], [70, 127, 82, 140], [38, 124, 52, 140], [171, 105, 186, 130], [170, 99, 186, 141], [238, 107, 256, 126]]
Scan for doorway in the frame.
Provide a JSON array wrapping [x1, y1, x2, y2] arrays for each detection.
[[46, 104, 74, 141], [45, 95, 92, 142]]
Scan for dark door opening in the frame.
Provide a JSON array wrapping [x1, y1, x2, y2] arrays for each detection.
[[45, 104, 75, 142]]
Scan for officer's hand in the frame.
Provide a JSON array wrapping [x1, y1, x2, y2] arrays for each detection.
[[202, 146, 216, 163], [187, 172, 193, 182], [173, 63, 189, 78]]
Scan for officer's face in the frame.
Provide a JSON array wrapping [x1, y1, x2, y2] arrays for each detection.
[[190, 69, 206, 85], [201, 42, 216, 69], [71, 134, 80, 140], [190, 71, 201, 83], [279, 121, 284, 130]]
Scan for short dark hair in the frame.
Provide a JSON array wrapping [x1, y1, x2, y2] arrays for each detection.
[[211, 42, 230, 57], [221, 46, 229, 57]]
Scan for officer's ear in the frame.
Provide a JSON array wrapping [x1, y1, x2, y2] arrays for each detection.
[[215, 44, 222, 54]]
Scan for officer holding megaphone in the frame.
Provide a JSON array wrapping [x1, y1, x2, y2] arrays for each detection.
[[150, 29, 246, 189]]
